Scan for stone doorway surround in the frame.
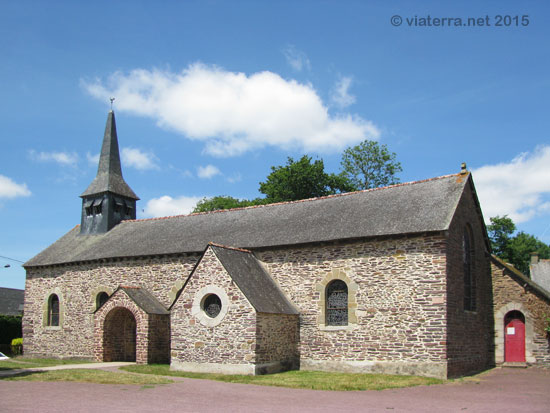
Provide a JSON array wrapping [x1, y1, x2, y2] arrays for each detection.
[[494, 302, 535, 364], [94, 286, 170, 364]]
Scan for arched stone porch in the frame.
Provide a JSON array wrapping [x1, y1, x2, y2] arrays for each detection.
[[94, 286, 170, 364]]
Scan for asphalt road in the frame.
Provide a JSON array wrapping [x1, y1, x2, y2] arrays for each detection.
[[1, 367, 549, 412]]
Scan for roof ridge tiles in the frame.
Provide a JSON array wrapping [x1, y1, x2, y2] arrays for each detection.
[[208, 242, 252, 253], [124, 172, 464, 224]]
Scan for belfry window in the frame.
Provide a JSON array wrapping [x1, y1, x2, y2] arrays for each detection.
[[326, 280, 348, 326], [114, 198, 123, 214], [93, 199, 103, 215], [124, 200, 133, 217], [463, 225, 476, 311], [48, 294, 60, 326], [84, 199, 94, 216]]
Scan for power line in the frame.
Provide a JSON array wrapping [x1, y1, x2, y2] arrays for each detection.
[[0, 255, 25, 264]]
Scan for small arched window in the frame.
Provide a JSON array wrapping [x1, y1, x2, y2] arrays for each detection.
[[326, 280, 348, 326], [48, 294, 60, 326], [463, 225, 476, 311], [96, 292, 109, 310]]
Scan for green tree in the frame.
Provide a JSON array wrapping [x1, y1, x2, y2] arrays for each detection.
[[340, 140, 402, 189], [192, 196, 265, 213], [488, 215, 550, 275], [487, 215, 516, 260], [259, 155, 356, 203], [507, 232, 550, 275]]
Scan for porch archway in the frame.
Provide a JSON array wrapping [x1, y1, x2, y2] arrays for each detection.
[[103, 307, 136, 362]]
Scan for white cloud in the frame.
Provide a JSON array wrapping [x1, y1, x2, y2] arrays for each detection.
[[473, 145, 550, 224], [226, 172, 242, 184], [82, 64, 380, 157], [143, 195, 203, 217], [197, 164, 221, 179], [29, 150, 78, 167], [331, 76, 356, 108], [121, 147, 159, 170], [0, 175, 31, 199], [282, 45, 311, 71], [86, 152, 99, 166]]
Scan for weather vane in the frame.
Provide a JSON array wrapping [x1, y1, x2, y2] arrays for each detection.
[[110, 97, 115, 110]]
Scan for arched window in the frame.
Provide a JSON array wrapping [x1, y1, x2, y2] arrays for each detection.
[[96, 292, 109, 310], [463, 226, 476, 311], [48, 294, 60, 326], [326, 280, 348, 326]]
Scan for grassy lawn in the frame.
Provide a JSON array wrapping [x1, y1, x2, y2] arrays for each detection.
[[1, 368, 173, 385], [121, 364, 444, 391], [0, 358, 445, 390], [0, 357, 95, 370]]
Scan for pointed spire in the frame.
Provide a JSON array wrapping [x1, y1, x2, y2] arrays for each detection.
[[81, 111, 139, 200]]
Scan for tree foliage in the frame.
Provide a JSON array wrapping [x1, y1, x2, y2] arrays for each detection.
[[259, 155, 356, 203], [488, 215, 550, 275], [340, 140, 402, 189], [192, 196, 265, 213]]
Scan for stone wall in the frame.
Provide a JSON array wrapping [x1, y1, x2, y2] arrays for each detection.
[[256, 312, 299, 373], [170, 248, 258, 374], [445, 179, 495, 377], [492, 260, 550, 366], [23, 254, 196, 359], [257, 235, 450, 378]]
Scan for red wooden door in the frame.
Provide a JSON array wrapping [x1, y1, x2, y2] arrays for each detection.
[[505, 314, 525, 362]]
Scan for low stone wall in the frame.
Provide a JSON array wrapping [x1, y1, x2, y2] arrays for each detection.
[[256, 312, 299, 373]]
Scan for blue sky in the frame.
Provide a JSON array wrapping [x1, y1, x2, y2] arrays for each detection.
[[1, 1, 549, 289]]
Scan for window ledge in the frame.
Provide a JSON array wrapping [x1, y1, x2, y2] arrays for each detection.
[[319, 324, 356, 332], [44, 326, 61, 331]]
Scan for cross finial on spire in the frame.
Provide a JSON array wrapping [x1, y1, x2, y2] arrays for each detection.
[[110, 97, 115, 111]]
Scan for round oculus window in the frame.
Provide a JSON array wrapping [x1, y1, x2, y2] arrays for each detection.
[[203, 294, 222, 318]]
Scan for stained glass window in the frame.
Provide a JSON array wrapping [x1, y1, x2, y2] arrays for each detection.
[[203, 294, 222, 318], [48, 294, 59, 326], [463, 226, 476, 311], [326, 280, 348, 326]]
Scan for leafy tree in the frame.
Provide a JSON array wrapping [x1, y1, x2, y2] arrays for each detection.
[[192, 196, 265, 213], [507, 232, 550, 275], [340, 140, 402, 189], [488, 215, 550, 275], [259, 155, 356, 202], [487, 215, 516, 259]]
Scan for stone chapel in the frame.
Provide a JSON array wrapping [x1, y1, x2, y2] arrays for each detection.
[[22, 111, 550, 378]]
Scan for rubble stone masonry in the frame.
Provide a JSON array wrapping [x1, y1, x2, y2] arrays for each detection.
[[492, 260, 550, 366], [257, 235, 451, 378], [23, 254, 197, 358]]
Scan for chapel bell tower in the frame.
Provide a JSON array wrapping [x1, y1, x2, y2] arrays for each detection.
[[79, 111, 139, 235]]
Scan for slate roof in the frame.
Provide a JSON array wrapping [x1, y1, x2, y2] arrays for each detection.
[[492, 255, 550, 303], [115, 287, 169, 315], [531, 259, 550, 292], [81, 111, 139, 200], [25, 172, 472, 268], [0, 287, 24, 315], [210, 244, 298, 315]]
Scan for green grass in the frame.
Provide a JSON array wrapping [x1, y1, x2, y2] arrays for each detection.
[[121, 364, 444, 391], [0, 357, 95, 370], [1, 368, 173, 385]]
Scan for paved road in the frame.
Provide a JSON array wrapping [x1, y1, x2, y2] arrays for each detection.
[[1, 367, 549, 412]]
